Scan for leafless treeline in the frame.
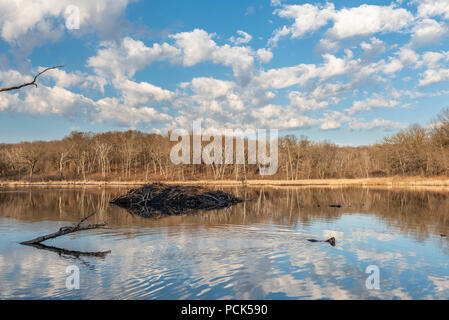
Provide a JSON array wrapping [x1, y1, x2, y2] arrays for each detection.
[[1, 108, 448, 181]]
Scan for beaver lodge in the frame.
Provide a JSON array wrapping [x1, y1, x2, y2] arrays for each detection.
[[110, 183, 244, 217]]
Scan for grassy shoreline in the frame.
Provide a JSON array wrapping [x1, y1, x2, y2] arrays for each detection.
[[1, 177, 449, 188]]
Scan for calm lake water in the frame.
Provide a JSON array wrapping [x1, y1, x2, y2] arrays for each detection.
[[0, 186, 448, 300]]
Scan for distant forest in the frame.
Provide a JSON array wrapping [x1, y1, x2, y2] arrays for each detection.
[[1, 108, 448, 182]]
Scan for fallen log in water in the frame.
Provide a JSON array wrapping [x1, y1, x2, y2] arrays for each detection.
[[20, 223, 108, 245], [110, 183, 244, 217], [20, 212, 111, 258]]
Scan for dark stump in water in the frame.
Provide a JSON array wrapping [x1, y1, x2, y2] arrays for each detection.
[[110, 183, 244, 217], [307, 237, 336, 247]]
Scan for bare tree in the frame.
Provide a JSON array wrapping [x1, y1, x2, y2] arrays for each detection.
[[58, 142, 74, 179], [94, 141, 112, 179], [17, 143, 40, 181]]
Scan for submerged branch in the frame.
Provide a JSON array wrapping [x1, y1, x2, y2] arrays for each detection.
[[20, 222, 107, 245], [307, 237, 336, 247], [20, 211, 110, 258]]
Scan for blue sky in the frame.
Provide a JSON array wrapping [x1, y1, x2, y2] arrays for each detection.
[[1, 0, 449, 145]]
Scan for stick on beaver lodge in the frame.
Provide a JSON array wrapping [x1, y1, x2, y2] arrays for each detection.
[[110, 183, 245, 217]]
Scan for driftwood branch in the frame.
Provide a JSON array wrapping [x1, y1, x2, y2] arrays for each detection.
[[0, 65, 64, 93], [20, 223, 108, 245], [20, 211, 108, 247], [75, 211, 96, 228]]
